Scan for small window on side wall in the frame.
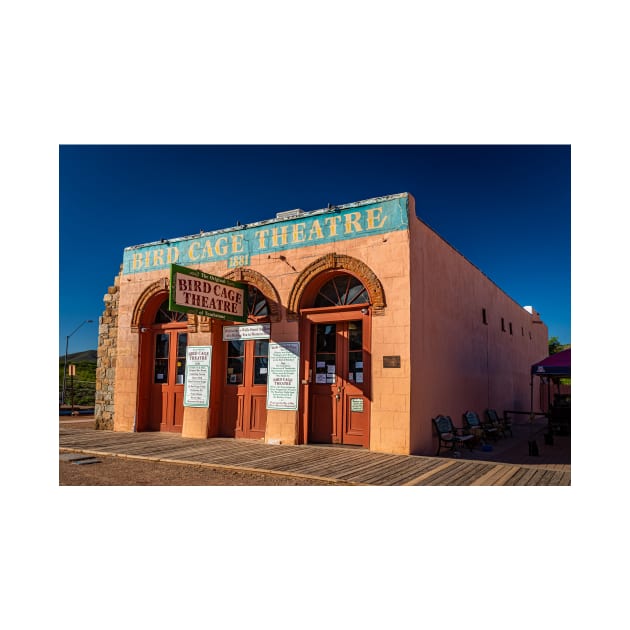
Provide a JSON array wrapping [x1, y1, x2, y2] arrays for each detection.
[[482, 308, 488, 325], [501, 317, 506, 332]]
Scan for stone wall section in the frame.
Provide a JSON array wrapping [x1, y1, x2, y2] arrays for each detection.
[[94, 268, 121, 430]]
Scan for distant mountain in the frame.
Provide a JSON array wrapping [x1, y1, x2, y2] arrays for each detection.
[[61, 349, 97, 363]]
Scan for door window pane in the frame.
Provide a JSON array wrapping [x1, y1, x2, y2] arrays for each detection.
[[348, 321, 363, 383], [226, 340, 244, 385], [154, 333, 169, 383], [254, 340, 269, 385], [315, 324, 336, 384], [348, 321, 362, 350], [176, 333, 187, 384]]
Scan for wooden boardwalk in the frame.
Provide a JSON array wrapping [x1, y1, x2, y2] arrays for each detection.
[[59, 427, 571, 486]]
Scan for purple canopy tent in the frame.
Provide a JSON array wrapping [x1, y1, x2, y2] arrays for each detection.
[[531, 348, 571, 379], [530, 348, 571, 442]]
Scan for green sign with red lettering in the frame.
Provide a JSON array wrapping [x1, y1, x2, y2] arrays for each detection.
[[169, 263, 248, 322]]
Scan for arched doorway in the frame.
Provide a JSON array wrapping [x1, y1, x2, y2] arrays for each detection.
[[137, 295, 188, 432], [219, 284, 271, 439], [300, 273, 373, 448]]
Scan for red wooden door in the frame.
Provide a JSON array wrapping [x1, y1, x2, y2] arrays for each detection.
[[221, 339, 268, 439], [149, 330, 187, 432], [309, 318, 370, 446]]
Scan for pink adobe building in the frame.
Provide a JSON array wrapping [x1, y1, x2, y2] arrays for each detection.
[[95, 192, 548, 456]]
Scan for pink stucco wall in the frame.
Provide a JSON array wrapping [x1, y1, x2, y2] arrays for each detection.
[[107, 192, 549, 457], [408, 196, 548, 454]]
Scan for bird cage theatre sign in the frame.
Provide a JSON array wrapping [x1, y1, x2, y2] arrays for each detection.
[[169, 263, 247, 322]]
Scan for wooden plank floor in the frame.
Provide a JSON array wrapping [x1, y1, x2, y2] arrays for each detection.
[[59, 428, 571, 486]]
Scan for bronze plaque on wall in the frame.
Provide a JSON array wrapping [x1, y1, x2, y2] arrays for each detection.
[[383, 355, 401, 368]]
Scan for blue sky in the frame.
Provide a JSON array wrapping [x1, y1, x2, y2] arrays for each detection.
[[59, 144, 570, 356]]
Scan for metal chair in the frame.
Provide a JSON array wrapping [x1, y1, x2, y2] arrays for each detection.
[[463, 410, 499, 441], [486, 408, 512, 437], [432, 415, 474, 456]]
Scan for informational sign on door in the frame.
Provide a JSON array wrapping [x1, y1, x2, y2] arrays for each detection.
[[266, 342, 300, 411], [350, 398, 364, 412], [223, 323, 271, 341], [184, 346, 212, 407]]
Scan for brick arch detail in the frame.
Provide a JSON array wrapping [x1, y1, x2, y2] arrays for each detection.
[[223, 268, 282, 322], [130, 278, 195, 332], [286, 253, 386, 320]]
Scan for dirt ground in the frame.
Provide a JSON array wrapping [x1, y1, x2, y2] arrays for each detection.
[[59, 452, 348, 486]]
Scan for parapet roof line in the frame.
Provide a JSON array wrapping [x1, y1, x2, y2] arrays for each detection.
[[124, 193, 410, 251]]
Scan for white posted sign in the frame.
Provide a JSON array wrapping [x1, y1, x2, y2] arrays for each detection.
[[223, 323, 271, 341], [266, 342, 300, 411], [184, 346, 212, 407]]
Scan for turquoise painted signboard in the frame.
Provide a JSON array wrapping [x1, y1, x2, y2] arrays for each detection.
[[122, 195, 409, 275]]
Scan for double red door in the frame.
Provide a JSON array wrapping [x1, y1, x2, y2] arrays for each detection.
[[221, 338, 268, 439], [148, 328, 187, 432], [308, 315, 370, 447]]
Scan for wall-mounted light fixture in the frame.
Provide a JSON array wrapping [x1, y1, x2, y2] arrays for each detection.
[[268, 254, 297, 272]]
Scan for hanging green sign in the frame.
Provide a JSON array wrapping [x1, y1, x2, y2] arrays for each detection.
[[169, 263, 248, 322]]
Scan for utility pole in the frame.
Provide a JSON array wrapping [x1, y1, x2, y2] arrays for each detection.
[[69, 364, 76, 414], [62, 319, 93, 405]]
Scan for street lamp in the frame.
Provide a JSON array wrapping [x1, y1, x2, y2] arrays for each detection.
[[61, 319, 94, 406]]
